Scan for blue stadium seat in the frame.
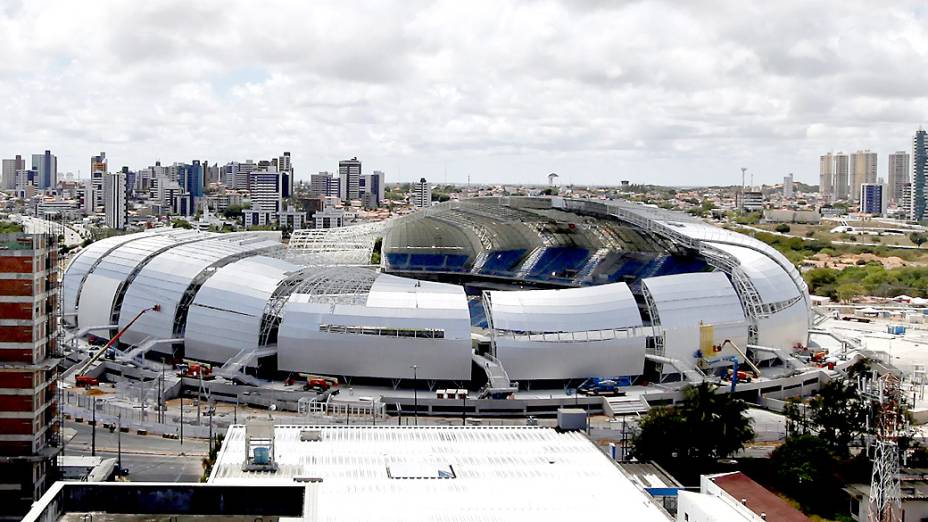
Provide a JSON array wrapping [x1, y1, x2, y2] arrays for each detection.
[[526, 247, 589, 282]]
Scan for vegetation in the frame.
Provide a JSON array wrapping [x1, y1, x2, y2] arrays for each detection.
[[805, 264, 928, 299], [911, 232, 928, 248], [370, 237, 383, 265], [774, 223, 791, 233], [0, 221, 23, 233], [632, 383, 754, 469], [222, 203, 250, 220], [171, 218, 193, 229], [773, 361, 876, 517]]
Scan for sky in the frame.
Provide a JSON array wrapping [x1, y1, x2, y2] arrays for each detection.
[[2, 0, 927, 187]]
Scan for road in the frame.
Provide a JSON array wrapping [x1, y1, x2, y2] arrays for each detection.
[[18, 215, 83, 247], [63, 419, 207, 482]]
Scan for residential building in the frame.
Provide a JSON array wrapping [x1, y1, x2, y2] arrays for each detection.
[[677, 472, 809, 521], [913, 129, 928, 221], [846, 470, 928, 522], [888, 151, 910, 204], [737, 191, 764, 211], [835, 152, 850, 200], [412, 177, 432, 208], [310, 171, 340, 198], [103, 172, 127, 229], [850, 150, 877, 201], [859, 183, 886, 216], [902, 183, 914, 219], [278, 205, 307, 230], [2, 155, 24, 191], [89, 152, 107, 212], [312, 200, 347, 228], [243, 170, 285, 228], [338, 157, 361, 202], [783, 173, 794, 199], [820, 153, 835, 202], [0, 232, 61, 518]]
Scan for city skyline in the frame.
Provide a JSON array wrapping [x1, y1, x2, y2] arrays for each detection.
[[2, 1, 928, 186]]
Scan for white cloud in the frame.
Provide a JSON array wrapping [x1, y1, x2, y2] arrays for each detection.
[[0, 0, 926, 186]]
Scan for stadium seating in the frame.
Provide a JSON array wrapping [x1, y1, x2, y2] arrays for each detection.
[[525, 247, 589, 282], [477, 249, 527, 276], [386, 252, 471, 272]]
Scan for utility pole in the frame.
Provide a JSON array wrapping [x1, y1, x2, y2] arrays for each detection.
[[91, 397, 96, 456], [179, 394, 184, 446], [117, 412, 122, 472], [740, 167, 747, 213], [462, 392, 467, 426], [411, 364, 418, 426]]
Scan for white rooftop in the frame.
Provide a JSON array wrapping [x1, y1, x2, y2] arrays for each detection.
[[210, 425, 670, 521]]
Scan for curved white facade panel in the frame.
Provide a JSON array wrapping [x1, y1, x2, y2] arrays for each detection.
[[118, 233, 284, 347], [487, 282, 642, 333], [497, 335, 646, 381], [755, 299, 809, 350], [185, 256, 301, 363], [73, 229, 211, 328], [278, 276, 472, 380], [643, 272, 749, 370], [61, 232, 152, 326], [709, 243, 800, 304]]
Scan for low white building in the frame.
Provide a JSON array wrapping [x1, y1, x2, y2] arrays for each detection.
[[209, 425, 673, 521]]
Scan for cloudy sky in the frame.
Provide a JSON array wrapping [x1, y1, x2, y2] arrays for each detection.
[[2, 0, 927, 186]]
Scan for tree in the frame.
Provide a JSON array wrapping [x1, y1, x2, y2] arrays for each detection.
[[171, 218, 192, 229], [807, 380, 868, 456], [770, 435, 840, 512], [775, 223, 791, 233], [910, 232, 927, 248], [835, 282, 864, 303], [633, 383, 754, 468]]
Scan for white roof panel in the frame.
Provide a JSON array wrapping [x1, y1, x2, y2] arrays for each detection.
[[487, 282, 642, 332], [209, 426, 669, 522]]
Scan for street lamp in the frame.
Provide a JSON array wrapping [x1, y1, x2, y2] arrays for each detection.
[[410, 364, 418, 426]]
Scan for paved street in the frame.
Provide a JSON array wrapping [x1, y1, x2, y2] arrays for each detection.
[[63, 420, 207, 483]]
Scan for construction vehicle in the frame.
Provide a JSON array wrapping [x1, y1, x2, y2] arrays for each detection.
[[303, 375, 338, 392], [710, 340, 761, 393], [70, 304, 161, 388], [176, 362, 214, 380]]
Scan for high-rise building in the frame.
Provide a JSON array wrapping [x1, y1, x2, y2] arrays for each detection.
[[31, 150, 57, 190], [412, 177, 432, 208], [177, 161, 204, 198], [2, 155, 24, 191], [89, 152, 107, 212], [819, 153, 834, 203], [850, 150, 877, 201], [913, 129, 928, 221], [243, 171, 285, 227], [834, 152, 849, 200], [888, 151, 909, 205], [104, 172, 127, 229], [783, 173, 794, 199], [859, 183, 886, 216], [0, 232, 60, 517], [902, 183, 914, 219], [338, 157, 362, 202], [310, 172, 341, 198], [359, 170, 385, 208]]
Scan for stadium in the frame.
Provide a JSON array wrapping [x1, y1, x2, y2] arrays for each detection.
[[61, 197, 811, 398]]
